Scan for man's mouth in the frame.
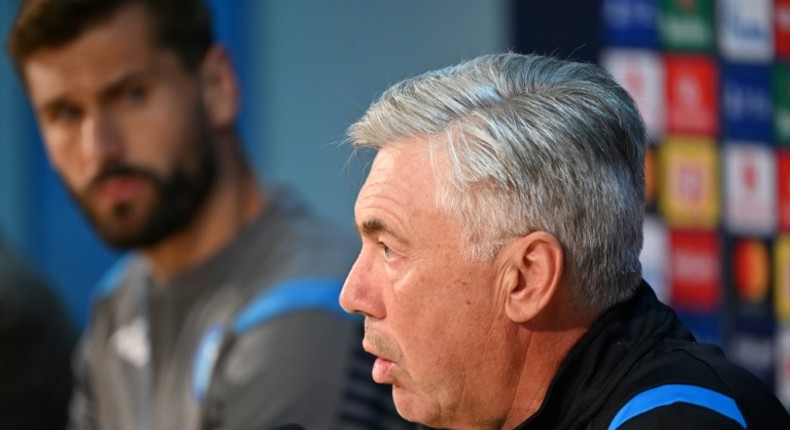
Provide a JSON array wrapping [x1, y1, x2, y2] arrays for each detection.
[[364, 338, 396, 383], [92, 175, 146, 203], [371, 356, 395, 383]]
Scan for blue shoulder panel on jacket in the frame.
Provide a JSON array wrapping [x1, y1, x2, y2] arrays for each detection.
[[192, 322, 226, 404], [92, 254, 133, 300], [608, 384, 746, 429], [231, 277, 359, 334]]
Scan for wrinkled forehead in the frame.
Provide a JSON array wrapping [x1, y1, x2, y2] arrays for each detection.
[[364, 134, 453, 185], [355, 138, 444, 220], [362, 137, 440, 190]]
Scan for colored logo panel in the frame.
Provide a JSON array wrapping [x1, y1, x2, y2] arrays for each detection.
[[728, 317, 776, 389], [721, 64, 773, 142], [778, 151, 790, 231], [665, 55, 718, 136], [602, 0, 659, 48], [777, 0, 790, 60], [775, 236, 790, 321], [601, 49, 665, 138], [723, 142, 777, 235], [659, 137, 719, 229], [659, 0, 715, 52], [677, 311, 721, 346], [731, 238, 772, 305], [645, 145, 658, 209], [776, 65, 790, 145], [669, 229, 720, 312], [778, 324, 790, 408], [642, 216, 669, 303], [718, 0, 774, 62]]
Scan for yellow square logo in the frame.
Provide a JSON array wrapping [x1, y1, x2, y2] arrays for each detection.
[[659, 136, 719, 229]]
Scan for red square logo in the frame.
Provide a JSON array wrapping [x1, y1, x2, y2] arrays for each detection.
[[665, 55, 718, 136], [778, 150, 790, 232], [777, 0, 790, 60], [669, 230, 721, 312]]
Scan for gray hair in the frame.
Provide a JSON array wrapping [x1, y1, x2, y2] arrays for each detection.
[[349, 53, 647, 312]]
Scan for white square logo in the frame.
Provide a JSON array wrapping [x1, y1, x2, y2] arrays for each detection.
[[601, 48, 665, 138], [718, 0, 774, 62], [724, 142, 777, 235]]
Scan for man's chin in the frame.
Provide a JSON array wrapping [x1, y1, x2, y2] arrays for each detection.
[[94, 225, 154, 249], [87, 212, 157, 249], [392, 386, 443, 429]]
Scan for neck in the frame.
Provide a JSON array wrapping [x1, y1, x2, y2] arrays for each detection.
[[142, 136, 265, 282], [500, 298, 597, 429]]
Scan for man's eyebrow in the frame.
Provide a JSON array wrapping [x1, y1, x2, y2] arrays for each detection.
[[37, 70, 153, 115], [356, 218, 388, 236], [38, 97, 73, 116], [100, 70, 152, 99], [355, 217, 413, 246], [355, 218, 406, 241]]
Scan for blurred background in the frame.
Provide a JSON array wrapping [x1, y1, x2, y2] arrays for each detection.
[[2, 0, 789, 408]]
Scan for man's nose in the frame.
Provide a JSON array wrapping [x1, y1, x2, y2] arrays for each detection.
[[339, 253, 385, 320], [81, 110, 123, 162]]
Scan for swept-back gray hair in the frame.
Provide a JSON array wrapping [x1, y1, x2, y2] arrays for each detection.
[[349, 53, 647, 312]]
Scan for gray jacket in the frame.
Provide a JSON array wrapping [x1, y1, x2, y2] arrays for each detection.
[[68, 192, 410, 430]]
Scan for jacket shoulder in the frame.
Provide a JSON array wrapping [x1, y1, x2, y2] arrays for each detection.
[[597, 341, 790, 429]]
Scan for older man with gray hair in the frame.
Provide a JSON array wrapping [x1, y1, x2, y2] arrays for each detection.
[[340, 53, 790, 430]]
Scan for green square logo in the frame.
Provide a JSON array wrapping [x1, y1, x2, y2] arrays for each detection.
[[659, 0, 715, 52], [775, 65, 790, 145]]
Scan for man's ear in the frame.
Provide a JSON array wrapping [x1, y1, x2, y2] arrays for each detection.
[[199, 45, 239, 130], [502, 231, 564, 323]]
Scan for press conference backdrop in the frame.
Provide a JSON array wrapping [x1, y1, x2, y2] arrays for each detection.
[[593, 0, 790, 409]]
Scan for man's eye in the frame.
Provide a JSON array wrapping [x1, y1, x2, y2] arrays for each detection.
[[52, 106, 82, 123], [379, 242, 395, 259], [124, 87, 147, 103]]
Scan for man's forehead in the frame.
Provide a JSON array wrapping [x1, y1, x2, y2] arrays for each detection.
[[26, 51, 143, 110], [369, 139, 435, 176], [359, 144, 429, 199], [353, 139, 443, 233], [23, 3, 158, 72]]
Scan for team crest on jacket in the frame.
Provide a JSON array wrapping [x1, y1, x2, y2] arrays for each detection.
[[111, 316, 150, 367]]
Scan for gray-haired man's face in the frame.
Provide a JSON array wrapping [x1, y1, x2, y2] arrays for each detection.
[[340, 138, 523, 428]]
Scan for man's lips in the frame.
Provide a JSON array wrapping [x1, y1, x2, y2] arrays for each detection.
[[372, 357, 395, 383], [363, 339, 396, 383], [92, 176, 145, 202]]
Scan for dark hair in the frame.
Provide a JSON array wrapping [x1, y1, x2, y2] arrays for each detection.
[[6, 0, 213, 74]]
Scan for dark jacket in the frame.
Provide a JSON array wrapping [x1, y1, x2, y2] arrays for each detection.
[[516, 281, 789, 429], [0, 244, 77, 430]]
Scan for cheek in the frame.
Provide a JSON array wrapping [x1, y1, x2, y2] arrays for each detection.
[[393, 298, 495, 420], [387, 262, 512, 421], [389, 271, 448, 351], [124, 107, 201, 170], [44, 140, 87, 189], [416, 276, 499, 358], [388, 251, 499, 343], [393, 269, 490, 354]]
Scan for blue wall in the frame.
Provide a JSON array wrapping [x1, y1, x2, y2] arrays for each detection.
[[1, 1, 121, 328], [244, 1, 507, 223], [0, 0, 508, 328]]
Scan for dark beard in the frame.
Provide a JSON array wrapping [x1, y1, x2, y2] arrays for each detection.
[[69, 131, 218, 250]]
